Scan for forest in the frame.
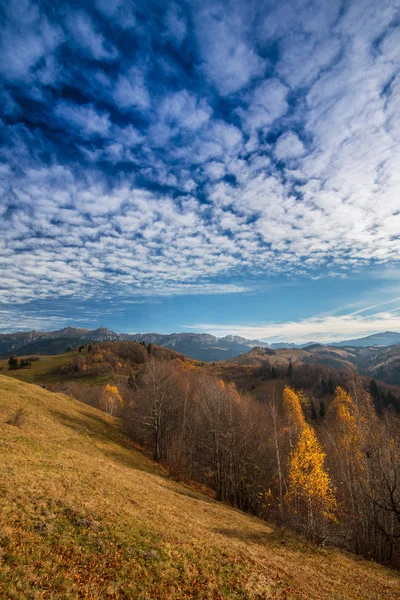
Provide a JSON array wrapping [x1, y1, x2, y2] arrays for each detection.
[[119, 356, 400, 567], [7, 340, 400, 567]]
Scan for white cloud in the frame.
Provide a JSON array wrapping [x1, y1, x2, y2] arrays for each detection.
[[195, 5, 265, 95], [54, 102, 110, 137], [94, 0, 136, 29], [186, 307, 400, 344], [0, 0, 63, 82], [113, 67, 150, 110], [66, 11, 119, 61], [157, 90, 212, 131], [274, 132, 305, 160], [239, 79, 289, 131], [165, 3, 187, 44]]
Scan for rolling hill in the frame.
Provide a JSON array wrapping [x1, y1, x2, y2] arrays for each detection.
[[365, 343, 400, 385], [226, 345, 363, 372], [1, 375, 399, 599], [225, 343, 400, 385]]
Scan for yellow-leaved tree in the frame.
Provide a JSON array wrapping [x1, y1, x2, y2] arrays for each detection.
[[325, 383, 382, 558], [283, 386, 305, 445], [100, 384, 123, 416], [283, 386, 337, 543], [286, 423, 337, 543]]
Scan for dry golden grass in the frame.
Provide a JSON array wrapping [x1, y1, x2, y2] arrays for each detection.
[[0, 375, 399, 599], [0, 352, 118, 389], [0, 352, 79, 384]]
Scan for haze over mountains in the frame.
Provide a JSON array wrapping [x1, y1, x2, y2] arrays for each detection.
[[331, 331, 400, 348], [270, 332, 400, 350]]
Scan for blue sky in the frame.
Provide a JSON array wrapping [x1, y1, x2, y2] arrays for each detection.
[[1, 0, 400, 342]]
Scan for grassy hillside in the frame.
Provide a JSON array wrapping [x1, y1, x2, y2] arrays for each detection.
[[0, 350, 117, 387], [0, 376, 399, 599], [0, 351, 79, 384]]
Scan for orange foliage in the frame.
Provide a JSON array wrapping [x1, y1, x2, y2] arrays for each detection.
[[283, 386, 306, 433], [100, 384, 123, 416], [287, 424, 337, 521], [329, 386, 366, 461]]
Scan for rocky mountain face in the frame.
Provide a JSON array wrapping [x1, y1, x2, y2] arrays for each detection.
[[0, 327, 115, 354], [129, 333, 270, 361]]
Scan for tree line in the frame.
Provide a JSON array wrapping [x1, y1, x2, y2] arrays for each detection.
[[8, 357, 33, 370], [121, 357, 400, 566]]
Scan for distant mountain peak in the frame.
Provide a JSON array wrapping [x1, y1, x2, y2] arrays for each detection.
[[332, 331, 400, 348]]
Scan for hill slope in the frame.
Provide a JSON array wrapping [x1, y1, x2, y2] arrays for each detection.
[[224, 344, 400, 389], [225, 345, 361, 372], [0, 376, 399, 599]]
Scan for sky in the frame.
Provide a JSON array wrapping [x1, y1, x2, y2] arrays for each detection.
[[1, 0, 400, 342]]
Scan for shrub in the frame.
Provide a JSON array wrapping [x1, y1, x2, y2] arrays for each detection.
[[6, 407, 26, 428]]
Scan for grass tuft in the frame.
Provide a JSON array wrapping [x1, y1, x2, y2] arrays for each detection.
[[5, 406, 26, 428]]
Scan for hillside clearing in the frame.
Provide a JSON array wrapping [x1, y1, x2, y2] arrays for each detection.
[[0, 352, 117, 387], [0, 375, 399, 599]]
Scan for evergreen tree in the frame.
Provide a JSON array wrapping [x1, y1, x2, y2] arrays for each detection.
[[127, 374, 137, 390], [386, 390, 400, 413], [8, 356, 18, 370], [319, 400, 326, 419], [271, 366, 277, 379], [310, 400, 317, 421], [370, 379, 385, 413], [370, 379, 379, 399]]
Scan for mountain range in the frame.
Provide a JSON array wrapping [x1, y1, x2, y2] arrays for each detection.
[[269, 331, 400, 349], [0, 327, 269, 361], [331, 331, 400, 348], [1, 327, 400, 363]]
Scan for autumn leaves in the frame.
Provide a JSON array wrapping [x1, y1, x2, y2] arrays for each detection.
[[100, 384, 123, 416], [119, 358, 399, 563], [283, 386, 337, 543]]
